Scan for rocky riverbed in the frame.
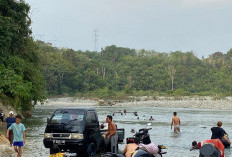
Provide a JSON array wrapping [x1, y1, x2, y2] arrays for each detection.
[[43, 96, 232, 110], [115, 97, 232, 110]]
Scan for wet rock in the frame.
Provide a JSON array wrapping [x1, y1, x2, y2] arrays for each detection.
[[98, 100, 105, 106], [106, 100, 115, 106]]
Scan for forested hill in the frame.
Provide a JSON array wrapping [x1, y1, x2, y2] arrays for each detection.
[[37, 41, 232, 98], [0, 0, 46, 116]]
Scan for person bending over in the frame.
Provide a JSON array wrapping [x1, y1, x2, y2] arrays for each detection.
[[192, 139, 224, 157], [123, 139, 139, 157], [49, 144, 66, 157], [211, 121, 231, 147]]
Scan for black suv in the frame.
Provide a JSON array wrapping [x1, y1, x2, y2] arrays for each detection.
[[43, 108, 124, 156]]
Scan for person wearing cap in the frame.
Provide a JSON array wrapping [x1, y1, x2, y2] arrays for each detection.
[[192, 139, 224, 157], [5, 111, 16, 146]]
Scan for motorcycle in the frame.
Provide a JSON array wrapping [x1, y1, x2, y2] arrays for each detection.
[[127, 123, 167, 157], [127, 123, 152, 144], [103, 123, 167, 157]]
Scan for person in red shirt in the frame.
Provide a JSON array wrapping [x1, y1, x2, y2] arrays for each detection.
[[192, 139, 224, 157]]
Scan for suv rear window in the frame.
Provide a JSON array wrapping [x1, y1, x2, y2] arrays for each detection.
[[86, 112, 97, 124]]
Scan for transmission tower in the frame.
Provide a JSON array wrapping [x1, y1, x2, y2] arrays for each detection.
[[93, 29, 99, 52]]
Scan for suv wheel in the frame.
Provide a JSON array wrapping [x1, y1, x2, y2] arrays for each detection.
[[87, 143, 96, 157]]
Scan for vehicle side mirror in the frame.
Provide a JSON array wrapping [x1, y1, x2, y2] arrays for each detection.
[[47, 118, 50, 123]]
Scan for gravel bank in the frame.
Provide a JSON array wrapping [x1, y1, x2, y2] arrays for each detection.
[[42, 97, 99, 107], [115, 97, 232, 110], [43, 97, 232, 110]]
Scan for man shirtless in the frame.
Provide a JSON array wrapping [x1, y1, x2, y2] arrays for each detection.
[[171, 112, 180, 133], [123, 140, 138, 157], [103, 115, 118, 153]]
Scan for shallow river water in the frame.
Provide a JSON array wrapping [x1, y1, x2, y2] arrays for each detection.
[[22, 105, 232, 157]]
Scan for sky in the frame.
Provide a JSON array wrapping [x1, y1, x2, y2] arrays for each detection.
[[26, 0, 232, 57]]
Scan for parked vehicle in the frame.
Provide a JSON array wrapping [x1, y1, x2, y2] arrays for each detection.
[[43, 108, 125, 157], [103, 123, 167, 157], [127, 123, 167, 157]]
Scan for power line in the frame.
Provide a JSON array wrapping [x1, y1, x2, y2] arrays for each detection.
[[93, 29, 99, 52]]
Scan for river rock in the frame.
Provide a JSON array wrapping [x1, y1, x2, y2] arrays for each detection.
[[98, 100, 105, 106]]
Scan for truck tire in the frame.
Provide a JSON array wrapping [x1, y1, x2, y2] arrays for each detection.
[[49, 147, 52, 154], [87, 143, 96, 157]]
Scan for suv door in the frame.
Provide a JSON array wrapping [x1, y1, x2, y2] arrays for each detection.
[[84, 111, 101, 152], [86, 111, 99, 128]]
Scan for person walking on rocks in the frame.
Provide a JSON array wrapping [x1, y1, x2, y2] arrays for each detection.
[[171, 112, 181, 133], [5, 111, 16, 146], [7, 115, 26, 157]]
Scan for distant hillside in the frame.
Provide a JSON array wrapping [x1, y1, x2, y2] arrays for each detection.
[[37, 41, 232, 97]]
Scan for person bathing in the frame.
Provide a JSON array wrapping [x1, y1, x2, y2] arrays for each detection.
[[171, 112, 180, 133], [211, 121, 231, 148]]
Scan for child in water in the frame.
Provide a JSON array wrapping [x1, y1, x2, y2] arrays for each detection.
[[49, 144, 66, 157]]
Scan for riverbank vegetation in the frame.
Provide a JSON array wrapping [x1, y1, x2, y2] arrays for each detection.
[[0, 0, 46, 116], [0, 1, 232, 116], [38, 41, 232, 99]]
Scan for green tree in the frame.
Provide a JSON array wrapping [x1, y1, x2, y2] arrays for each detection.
[[0, 0, 46, 116]]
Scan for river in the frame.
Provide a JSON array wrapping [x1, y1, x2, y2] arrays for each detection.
[[21, 105, 232, 157]]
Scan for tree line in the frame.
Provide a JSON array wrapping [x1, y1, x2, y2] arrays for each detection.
[[37, 41, 232, 98], [0, 0, 46, 116]]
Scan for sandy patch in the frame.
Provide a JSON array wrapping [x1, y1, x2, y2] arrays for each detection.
[[0, 134, 17, 157]]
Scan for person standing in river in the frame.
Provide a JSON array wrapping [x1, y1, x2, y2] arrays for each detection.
[[171, 112, 181, 133], [124, 109, 127, 115], [102, 115, 118, 153], [7, 115, 26, 157], [5, 111, 16, 146]]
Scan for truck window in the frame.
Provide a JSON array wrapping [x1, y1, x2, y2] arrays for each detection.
[[50, 110, 85, 124], [86, 112, 97, 124]]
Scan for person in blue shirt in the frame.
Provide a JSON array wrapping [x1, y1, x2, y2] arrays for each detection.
[[5, 111, 16, 146], [7, 115, 26, 157]]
